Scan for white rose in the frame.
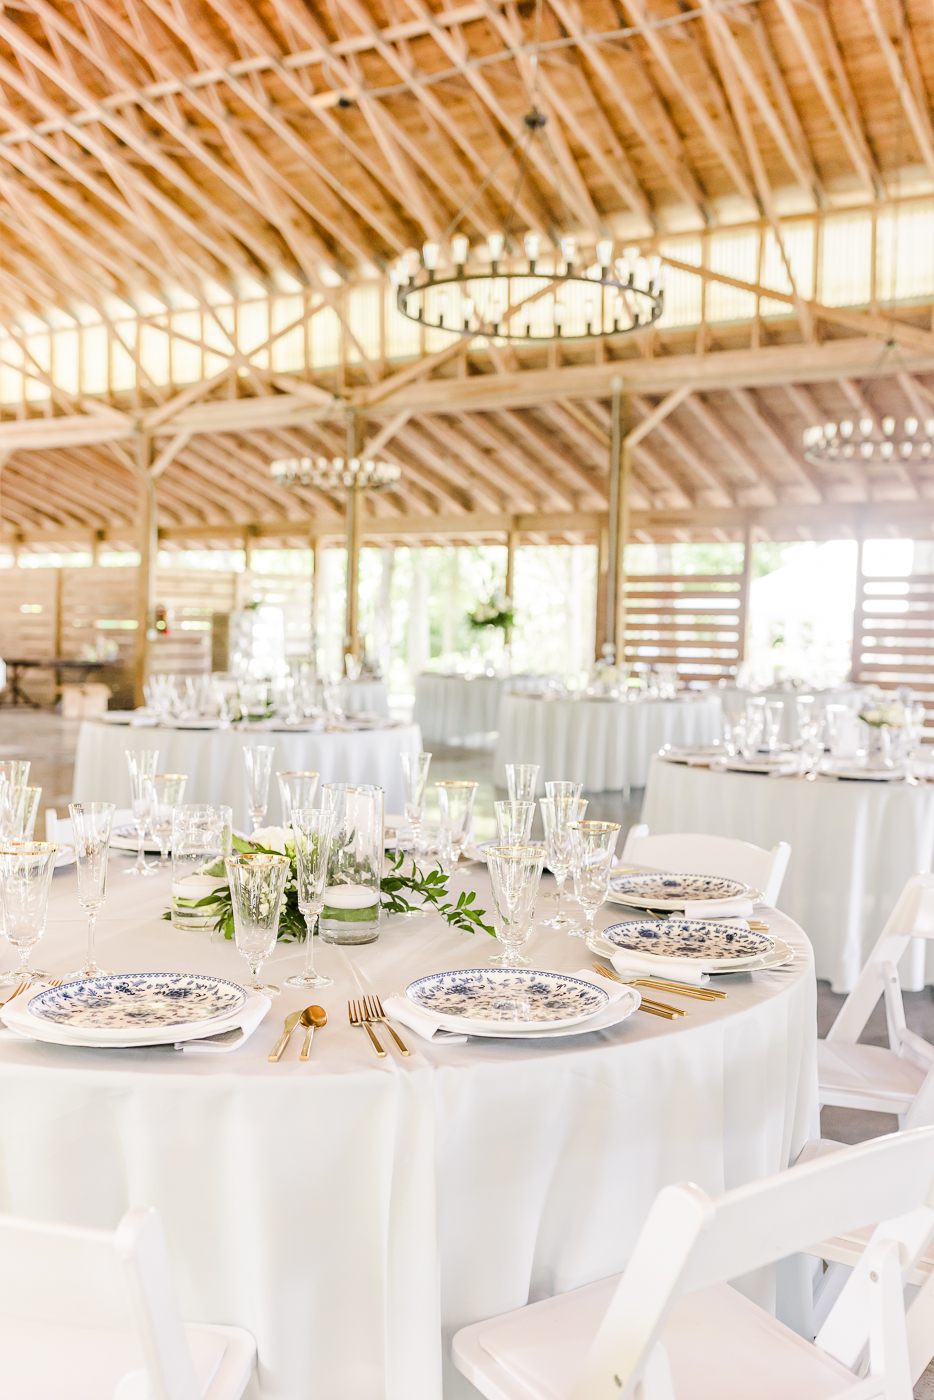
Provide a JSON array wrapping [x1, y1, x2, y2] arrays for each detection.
[[250, 826, 290, 853]]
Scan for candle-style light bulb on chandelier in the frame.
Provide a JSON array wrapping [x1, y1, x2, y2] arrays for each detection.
[[269, 456, 401, 490], [391, 108, 665, 343], [802, 339, 934, 466]]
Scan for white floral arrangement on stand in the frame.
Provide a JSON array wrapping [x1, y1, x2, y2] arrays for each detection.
[[858, 697, 906, 728], [467, 590, 514, 633]]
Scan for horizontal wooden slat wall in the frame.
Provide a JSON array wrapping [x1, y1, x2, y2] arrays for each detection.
[[851, 575, 934, 730], [0, 567, 59, 702], [149, 569, 238, 679], [622, 574, 745, 683]]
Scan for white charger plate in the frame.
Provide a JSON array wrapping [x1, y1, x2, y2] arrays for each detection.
[[446, 987, 641, 1039], [594, 934, 794, 976], [20, 972, 247, 1043], [110, 823, 161, 854], [600, 917, 773, 964], [1, 985, 267, 1049], [607, 871, 749, 911], [406, 967, 610, 1032]]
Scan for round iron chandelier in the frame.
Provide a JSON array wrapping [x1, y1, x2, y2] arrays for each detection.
[[389, 103, 664, 343], [803, 416, 934, 465], [269, 456, 402, 490]]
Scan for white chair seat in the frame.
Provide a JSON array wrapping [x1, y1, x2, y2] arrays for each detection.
[[455, 1278, 861, 1400], [817, 1040, 927, 1112], [0, 1316, 254, 1400]]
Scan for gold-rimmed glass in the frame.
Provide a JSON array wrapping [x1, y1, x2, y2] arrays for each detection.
[[124, 748, 159, 876], [505, 764, 540, 801], [277, 771, 319, 826], [435, 780, 478, 848], [225, 852, 289, 997], [152, 774, 187, 867], [494, 800, 535, 844], [66, 803, 115, 980], [570, 821, 621, 944], [0, 841, 57, 986], [243, 745, 275, 831], [486, 844, 545, 967], [285, 807, 334, 989]]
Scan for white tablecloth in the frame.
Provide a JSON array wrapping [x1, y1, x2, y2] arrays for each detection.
[[493, 695, 723, 793], [414, 675, 505, 745], [72, 720, 422, 823], [340, 680, 389, 717], [642, 753, 934, 992], [0, 859, 816, 1400], [718, 686, 860, 743]]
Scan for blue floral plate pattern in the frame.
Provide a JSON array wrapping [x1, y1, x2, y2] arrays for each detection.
[[28, 973, 247, 1033], [608, 872, 748, 909], [405, 967, 609, 1029], [600, 918, 774, 962]]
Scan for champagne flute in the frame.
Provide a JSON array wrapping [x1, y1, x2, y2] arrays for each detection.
[[66, 803, 115, 980], [0, 841, 57, 985], [435, 781, 478, 849], [494, 800, 535, 844], [277, 771, 319, 826], [285, 808, 334, 989], [152, 774, 187, 867], [225, 852, 289, 997], [243, 746, 275, 831], [570, 821, 621, 945], [505, 764, 540, 801], [400, 752, 432, 852], [124, 749, 159, 876]]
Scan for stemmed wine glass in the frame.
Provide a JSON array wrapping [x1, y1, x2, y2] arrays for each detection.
[[0, 841, 57, 986], [0, 761, 30, 788], [225, 852, 290, 997], [486, 845, 546, 966], [0, 785, 41, 841], [505, 764, 540, 802], [66, 802, 115, 980], [494, 800, 535, 844], [570, 821, 621, 946], [285, 808, 334, 989], [151, 775, 187, 867], [276, 771, 319, 825], [124, 749, 159, 876], [400, 752, 432, 853], [435, 781, 478, 850], [243, 746, 275, 832]]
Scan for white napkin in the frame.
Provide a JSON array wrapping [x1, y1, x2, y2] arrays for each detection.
[[682, 897, 754, 920], [129, 714, 160, 727], [605, 947, 710, 986], [383, 993, 468, 1044], [176, 994, 270, 1053]]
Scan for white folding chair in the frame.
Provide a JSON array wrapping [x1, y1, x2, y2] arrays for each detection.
[[621, 823, 791, 905], [0, 1205, 256, 1400], [453, 1126, 934, 1400], [819, 874, 934, 1127]]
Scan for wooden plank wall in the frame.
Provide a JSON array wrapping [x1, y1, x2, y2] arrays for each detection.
[[622, 573, 746, 683], [0, 566, 59, 702], [851, 573, 934, 730], [150, 568, 237, 677]]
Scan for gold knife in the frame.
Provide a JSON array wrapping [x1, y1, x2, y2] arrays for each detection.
[[268, 1009, 304, 1062]]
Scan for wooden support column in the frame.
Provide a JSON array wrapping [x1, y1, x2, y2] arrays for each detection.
[[133, 431, 157, 706], [736, 520, 754, 672], [594, 525, 610, 662], [311, 534, 321, 667], [850, 526, 867, 683], [344, 412, 364, 670], [505, 524, 518, 600], [605, 377, 632, 663]]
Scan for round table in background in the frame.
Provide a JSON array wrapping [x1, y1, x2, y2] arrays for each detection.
[[717, 685, 860, 743], [339, 679, 389, 717], [414, 674, 505, 746], [493, 694, 723, 794], [72, 718, 422, 823], [641, 752, 934, 991], [0, 859, 817, 1400]]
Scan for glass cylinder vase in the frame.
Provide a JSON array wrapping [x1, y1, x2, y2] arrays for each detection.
[[319, 784, 384, 945]]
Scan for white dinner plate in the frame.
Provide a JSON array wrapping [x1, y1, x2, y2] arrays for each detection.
[[659, 745, 725, 762], [600, 918, 773, 963], [53, 844, 76, 871], [22, 972, 247, 1043], [825, 768, 907, 782], [594, 934, 794, 977], [1, 984, 265, 1049], [448, 987, 641, 1039], [607, 872, 749, 911], [406, 967, 610, 1032], [110, 824, 161, 854]]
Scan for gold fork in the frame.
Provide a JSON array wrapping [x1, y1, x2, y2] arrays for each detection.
[[349, 999, 385, 1057], [591, 964, 686, 1017], [0, 975, 65, 1009], [364, 995, 410, 1056], [590, 963, 724, 1001]]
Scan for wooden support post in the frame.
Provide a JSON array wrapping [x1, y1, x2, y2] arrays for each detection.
[[594, 525, 609, 663], [133, 431, 157, 707], [736, 520, 754, 674], [851, 527, 866, 683], [311, 536, 321, 667], [615, 432, 632, 666], [344, 412, 364, 671], [505, 524, 518, 601], [606, 378, 632, 664]]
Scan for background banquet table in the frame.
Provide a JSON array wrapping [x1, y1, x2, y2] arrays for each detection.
[[0, 855, 816, 1400], [493, 693, 723, 794], [414, 674, 504, 746], [340, 679, 389, 717], [72, 719, 421, 823], [717, 685, 860, 743], [641, 753, 934, 992]]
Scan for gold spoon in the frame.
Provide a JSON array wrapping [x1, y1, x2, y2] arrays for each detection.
[[299, 1004, 327, 1061]]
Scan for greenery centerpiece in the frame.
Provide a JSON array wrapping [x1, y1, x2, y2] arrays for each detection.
[[165, 825, 495, 940], [468, 589, 514, 634]]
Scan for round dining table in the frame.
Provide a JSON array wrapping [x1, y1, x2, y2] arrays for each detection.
[[493, 693, 723, 794], [0, 854, 817, 1399], [414, 674, 507, 746], [72, 718, 422, 823], [642, 752, 934, 992]]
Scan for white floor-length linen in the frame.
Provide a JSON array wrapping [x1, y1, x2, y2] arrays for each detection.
[[493, 694, 723, 793], [641, 753, 934, 992], [718, 685, 860, 743], [0, 858, 816, 1400], [414, 675, 505, 745], [72, 719, 422, 822], [340, 679, 389, 717]]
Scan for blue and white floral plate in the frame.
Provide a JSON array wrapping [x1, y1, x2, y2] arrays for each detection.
[[607, 872, 749, 910], [24, 973, 247, 1043], [405, 967, 609, 1031], [600, 918, 774, 964]]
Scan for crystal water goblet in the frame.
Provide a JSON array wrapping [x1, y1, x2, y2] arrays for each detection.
[[151, 774, 187, 867], [0, 761, 30, 788], [505, 764, 540, 801], [285, 807, 334, 989], [225, 852, 289, 997], [570, 820, 621, 946], [765, 700, 784, 753], [722, 712, 744, 758], [400, 752, 432, 852], [494, 800, 535, 844], [743, 699, 766, 758], [277, 771, 319, 826], [486, 844, 546, 967], [0, 785, 41, 841], [435, 780, 478, 849], [539, 797, 576, 928], [124, 749, 159, 876], [243, 745, 275, 832], [795, 695, 815, 741], [0, 841, 57, 985], [66, 802, 115, 979]]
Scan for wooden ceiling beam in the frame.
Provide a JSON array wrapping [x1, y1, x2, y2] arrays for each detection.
[[728, 387, 823, 500]]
